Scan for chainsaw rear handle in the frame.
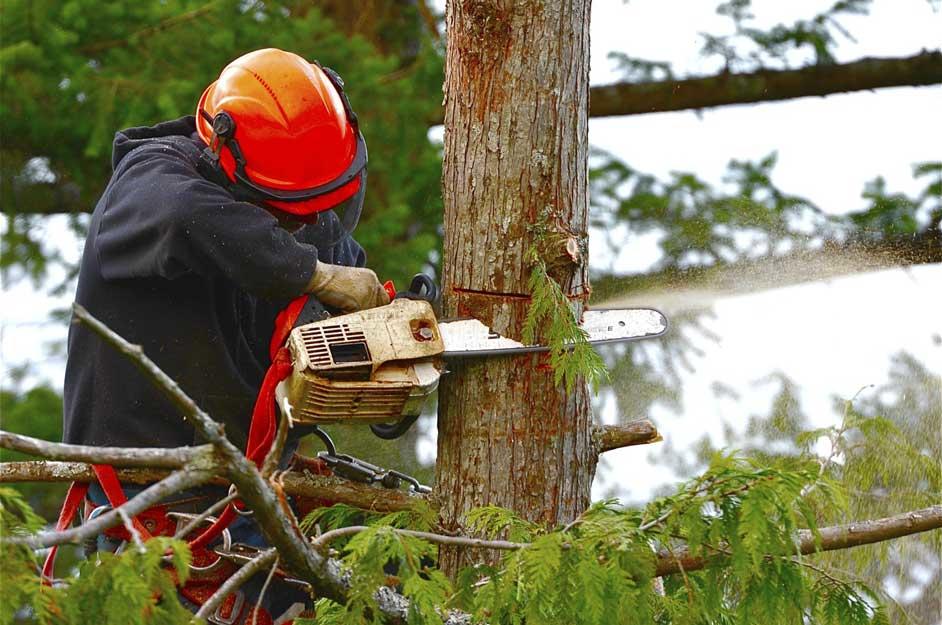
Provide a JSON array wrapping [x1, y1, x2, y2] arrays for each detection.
[[369, 413, 421, 440]]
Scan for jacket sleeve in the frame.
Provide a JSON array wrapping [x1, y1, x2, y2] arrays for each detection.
[[95, 142, 319, 300], [294, 211, 368, 268]]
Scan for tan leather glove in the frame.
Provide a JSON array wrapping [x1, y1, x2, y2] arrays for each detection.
[[306, 262, 390, 313]]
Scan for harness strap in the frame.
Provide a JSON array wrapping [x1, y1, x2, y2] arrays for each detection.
[[41, 481, 89, 584]]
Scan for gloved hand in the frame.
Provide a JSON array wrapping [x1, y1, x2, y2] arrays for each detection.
[[306, 262, 390, 313]]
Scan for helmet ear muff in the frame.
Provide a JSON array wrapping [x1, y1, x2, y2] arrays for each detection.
[[196, 109, 237, 189]]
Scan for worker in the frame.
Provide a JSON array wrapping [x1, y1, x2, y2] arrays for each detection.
[[60, 48, 388, 623]]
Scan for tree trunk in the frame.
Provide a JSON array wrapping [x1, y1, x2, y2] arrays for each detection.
[[436, 0, 595, 575]]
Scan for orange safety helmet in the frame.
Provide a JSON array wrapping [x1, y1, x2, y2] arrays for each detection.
[[195, 48, 367, 223]]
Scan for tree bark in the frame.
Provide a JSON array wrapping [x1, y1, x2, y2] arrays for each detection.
[[436, 0, 595, 575]]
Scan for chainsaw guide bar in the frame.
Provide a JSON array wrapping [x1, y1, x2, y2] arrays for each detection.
[[439, 308, 669, 358]]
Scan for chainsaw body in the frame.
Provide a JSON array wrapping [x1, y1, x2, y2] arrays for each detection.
[[280, 298, 444, 426]]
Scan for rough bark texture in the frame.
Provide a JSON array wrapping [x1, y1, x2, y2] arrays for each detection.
[[436, 0, 595, 575]]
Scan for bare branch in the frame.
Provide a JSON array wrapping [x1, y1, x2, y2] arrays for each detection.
[[654, 504, 942, 576], [3, 468, 212, 549], [588, 51, 942, 118], [0, 429, 212, 468], [311, 526, 526, 552], [195, 548, 278, 621], [426, 51, 942, 125], [594, 421, 662, 454], [172, 492, 239, 540], [0, 461, 428, 513]]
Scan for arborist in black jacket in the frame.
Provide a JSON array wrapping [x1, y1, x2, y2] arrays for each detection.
[[60, 48, 388, 623]]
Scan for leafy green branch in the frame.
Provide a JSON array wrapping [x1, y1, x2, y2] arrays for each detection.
[[522, 212, 609, 391]]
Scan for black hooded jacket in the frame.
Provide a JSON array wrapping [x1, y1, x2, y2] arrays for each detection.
[[63, 116, 366, 450]]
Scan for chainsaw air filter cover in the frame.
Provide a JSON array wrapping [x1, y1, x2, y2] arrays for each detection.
[[281, 299, 444, 425]]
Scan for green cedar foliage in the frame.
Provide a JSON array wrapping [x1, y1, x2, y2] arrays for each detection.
[[522, 213, 609, 391], [301, 452, 894, 625], [1, 487, 193, 625]]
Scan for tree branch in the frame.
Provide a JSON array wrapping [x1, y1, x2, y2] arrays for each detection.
[[427, 51, 942, 125], [0, 429, 213, 468], [0, 461, 427, 513], [311, 525, 526, 552], [654, 504, 942, 576], [194, 548, 278, 621], [594, 420, 662, 454], [588, 51, 942, 118], [3, 468, 212, 549]]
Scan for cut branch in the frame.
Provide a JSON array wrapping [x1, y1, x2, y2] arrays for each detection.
[[0, 461, 428, 513], [0, 430, 213, 468], [654, 504, 942, 576], [594, 420, 662, 453]]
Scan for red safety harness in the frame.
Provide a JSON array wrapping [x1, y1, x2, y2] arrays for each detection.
[[43, 294, 316, 623]]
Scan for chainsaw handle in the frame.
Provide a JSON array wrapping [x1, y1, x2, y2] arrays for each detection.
[[370, 413, 421, 440], [393, 273, 438, 304]]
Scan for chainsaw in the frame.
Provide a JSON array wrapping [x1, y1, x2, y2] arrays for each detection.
[[275, 274, 668, 443]]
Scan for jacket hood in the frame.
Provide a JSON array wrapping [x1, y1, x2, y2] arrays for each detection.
[[111, 116, 202, 171]]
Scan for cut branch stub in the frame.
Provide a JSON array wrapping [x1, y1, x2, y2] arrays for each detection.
[[594, 421, 663, 454]]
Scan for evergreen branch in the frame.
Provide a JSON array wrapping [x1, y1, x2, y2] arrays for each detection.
[[654, 503, 942, 576], [311, 525, 527, 552], [0, 429, 212, 468], [594, 421, 662, 453], [77, 2, 222, 55], [0, 461, 426, 513], [523, 255, 608, 390], [2, 467, 212, 549], [194, 548, 278, 621]]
